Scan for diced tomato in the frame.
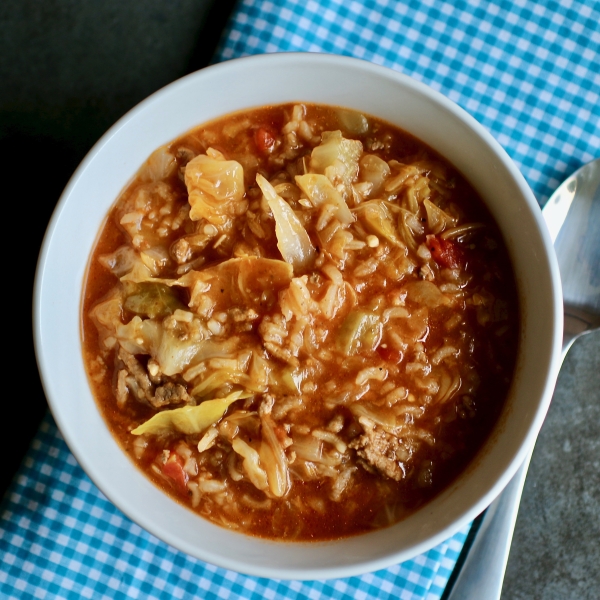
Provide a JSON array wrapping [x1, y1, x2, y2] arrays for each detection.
[[254, 126, 277, 154], [162, 453, 189, 493], [377, 346, 403, 364], [426, 234, 463, 269]]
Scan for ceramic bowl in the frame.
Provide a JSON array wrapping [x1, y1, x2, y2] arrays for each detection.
[[34, 52, 563, 580]]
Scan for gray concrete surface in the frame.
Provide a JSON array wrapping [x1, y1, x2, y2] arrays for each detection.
[[502, 332, 600, 599]]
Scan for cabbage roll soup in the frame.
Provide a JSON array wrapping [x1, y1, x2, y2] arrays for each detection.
[[82, 103, 519, 540]]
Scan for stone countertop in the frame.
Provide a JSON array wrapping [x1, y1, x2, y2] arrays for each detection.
[[502, 332, 600, 599]]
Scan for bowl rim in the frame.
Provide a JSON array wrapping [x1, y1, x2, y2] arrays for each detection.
[[33, 51, 563, 580]]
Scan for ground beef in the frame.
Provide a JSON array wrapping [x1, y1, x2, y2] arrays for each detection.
[[116, 348, 192, 409], [349, 417, 410, 482], [153, 382, 192, 407]]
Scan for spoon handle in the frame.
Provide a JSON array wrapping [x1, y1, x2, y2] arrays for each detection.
[[446, 326, 575, 600], [445, 451, 533, 600]]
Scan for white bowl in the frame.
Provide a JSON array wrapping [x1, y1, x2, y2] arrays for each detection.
[[34, 53, 563, 580]]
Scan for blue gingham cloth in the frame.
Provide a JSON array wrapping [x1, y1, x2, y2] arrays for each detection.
[[5, 1, 600, 598], [1, 414, 468, 599]]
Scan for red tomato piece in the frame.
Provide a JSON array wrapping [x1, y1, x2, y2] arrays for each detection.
[[162, 454, 189, 493], [377, 346, 403, 364], [426, 234, 463, 269], [254, 126, 277, 154]]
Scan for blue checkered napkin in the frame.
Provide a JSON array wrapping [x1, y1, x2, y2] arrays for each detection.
[[218, 0, 600, 207], [5, 1, 600, 599], [0, 414, 469, 600]]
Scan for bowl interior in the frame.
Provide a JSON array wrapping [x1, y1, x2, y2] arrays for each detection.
[[34, 53, 562, 580]]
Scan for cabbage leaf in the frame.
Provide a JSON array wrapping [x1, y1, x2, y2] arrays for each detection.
[[124, 283, 185, 319], [91, 289, 124, 331], [139, 147, 177, 182], [295, 173, 354, 224], [131, 390, 250, 436], [177, 255, 293, 314], [156, 327, 206, 376], [423, 199, 457, 235], [355, 200, 404, 246], [404, 281, 450, 308], [309, 131, 362, 183], [336, 310, 383, 355], [359, 154, 391, 198], [256, 174, 316, 272], [337, 110, 369, 135], [99, 246, 149, 278], [185, 152, 246, 225], [115, 316, 162, 356]]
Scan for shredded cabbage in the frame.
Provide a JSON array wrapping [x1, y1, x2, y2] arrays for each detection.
[[140, 246, 170, 274], [103, 249, 154, 283], [189, 350, 270, 398], [291, 434, 323, 462], [231, 437, 269, 491], [114, 315, 204, 376], [259, 438, 289, 498], [269, 366, 303, 394], [259, 414, 290, 498]]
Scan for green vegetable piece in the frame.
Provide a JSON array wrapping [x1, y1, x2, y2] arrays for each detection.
[[124, 282, 185, 319], [336, 311, 383, 356], [356, 201, 403, 246], [269, 367, 303, 395], [131, 390, 250, 437]]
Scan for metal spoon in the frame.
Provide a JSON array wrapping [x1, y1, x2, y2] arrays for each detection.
[[446, 158, 600, 600]]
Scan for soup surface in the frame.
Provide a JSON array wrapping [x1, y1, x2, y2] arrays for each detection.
[[82, 103, 519, 540]]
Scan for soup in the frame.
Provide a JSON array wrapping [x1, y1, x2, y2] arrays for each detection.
[[82, 103, 519, 540]]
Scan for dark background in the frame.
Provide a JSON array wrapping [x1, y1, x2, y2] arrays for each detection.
[[0, 0, 237, 496]]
